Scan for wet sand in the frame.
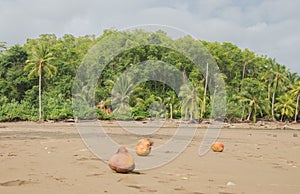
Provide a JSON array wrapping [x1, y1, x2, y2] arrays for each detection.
[[0, 121, 299, 194]]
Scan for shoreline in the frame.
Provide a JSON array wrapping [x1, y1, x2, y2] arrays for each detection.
[[1, 119, 300, 131]]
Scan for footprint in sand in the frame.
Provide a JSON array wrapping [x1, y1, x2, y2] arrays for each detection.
[[77, 157, 101, 161], [0, 179, 34, 186], [174, 186, 186, 191], [86, 173, 105, 177], [127, 185, 157, 193], [7, 152, 17, 157], [46, 175, 66, 183], [293, 133, 298, 137]]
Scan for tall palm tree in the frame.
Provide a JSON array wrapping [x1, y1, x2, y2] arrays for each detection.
[[269, 59, 288, 121], [200, 63, 208, 119], [260, 64, 273, 101], [290, 81, 300, 122], [25, 43, 57, 121]]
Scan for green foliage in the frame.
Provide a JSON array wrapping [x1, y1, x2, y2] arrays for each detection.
[[42, 93, 73, 120], [96, 109, 115, 120], [131, 107, 149, 120], [179, 82, 199, 120], [0, 96, 38, 121], [0, 30, 299, 122]]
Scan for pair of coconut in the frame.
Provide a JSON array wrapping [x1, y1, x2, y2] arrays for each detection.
[[108, 138, 153, 173]]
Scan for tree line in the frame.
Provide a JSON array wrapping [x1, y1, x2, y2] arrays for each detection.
[[0, 30, 299, 122]]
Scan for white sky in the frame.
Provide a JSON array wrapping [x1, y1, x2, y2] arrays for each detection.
[[0, 0, 299, 74]]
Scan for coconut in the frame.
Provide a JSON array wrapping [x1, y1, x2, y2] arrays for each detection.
[[135, 138, 153, 156], [211, 142, 224, 152], [108, 146, 135, 173]]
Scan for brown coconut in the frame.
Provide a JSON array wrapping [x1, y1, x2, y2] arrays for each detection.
[[108, 146, 135, 173], [211, 142, 224, 152], [135, 138, 153, 156]]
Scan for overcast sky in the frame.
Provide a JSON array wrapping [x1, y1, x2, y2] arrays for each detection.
[[0, 0, 299, 74]]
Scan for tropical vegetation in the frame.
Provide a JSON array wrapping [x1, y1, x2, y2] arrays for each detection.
[[0, 30, 299, 123]]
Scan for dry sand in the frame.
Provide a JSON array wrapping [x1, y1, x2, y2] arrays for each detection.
[[0, 121, 299, 194]]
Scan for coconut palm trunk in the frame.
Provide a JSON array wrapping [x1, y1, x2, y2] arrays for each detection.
[[25, 43, 57, 121], [295, 94, 300, 122], [271, 78, 278, 121], [247, 108, 252, 121], [267, 80, 271, 100], [240, 105, 245, 121], [170, 103, 173, 120], [38, 62, 42, 120], [253, 103, 257, 123], [201, 63, 208, 118], [290, 81, 300, 123]]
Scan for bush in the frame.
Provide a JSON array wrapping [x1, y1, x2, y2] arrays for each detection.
[[42, 94, 73, 120], [0, 97, 38, 121], [131, 107, 149, 120], [96, 109, 114, 120]]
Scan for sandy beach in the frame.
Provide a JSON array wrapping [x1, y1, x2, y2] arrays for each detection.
[[0, 121, 299, 194]]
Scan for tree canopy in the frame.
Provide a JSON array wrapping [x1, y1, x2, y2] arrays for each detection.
[[0, 30, 299, 122]]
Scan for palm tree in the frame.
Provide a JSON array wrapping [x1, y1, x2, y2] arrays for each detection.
[[110, 75, 135, 118], [269, 59, 288, 121], [274, 93, 295, 122], [148, 96, 165, 119], [234, 93, 253, 122], [237, 78, 269, 122], [179, 82, 200, 121], [287, 72, 299, 88], [200, 63, 208, 119], [0, 41, 7, 53], [260, 64, 273, 101], [25, 43, 57, 121], [164, 91, 178, 120], [247, 97, 270, 123], [290, 81, 300, 122]]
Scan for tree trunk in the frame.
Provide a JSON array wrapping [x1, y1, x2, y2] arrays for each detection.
[[170, 103, 173, 120], [38, 63, 42, 121], [295, 94, 300, 122], [267, 79, 271, 100], [242, 63, 246, 80], [185, 108, 188, 121], [271, 79, 278, 121], [271, 89, 276, 121], [240, 105, 245, 121], [201, 63, 208, 118], [182, 69, 187, 82], [247, 109, 252, 121], [253, 104, 257, 123]]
